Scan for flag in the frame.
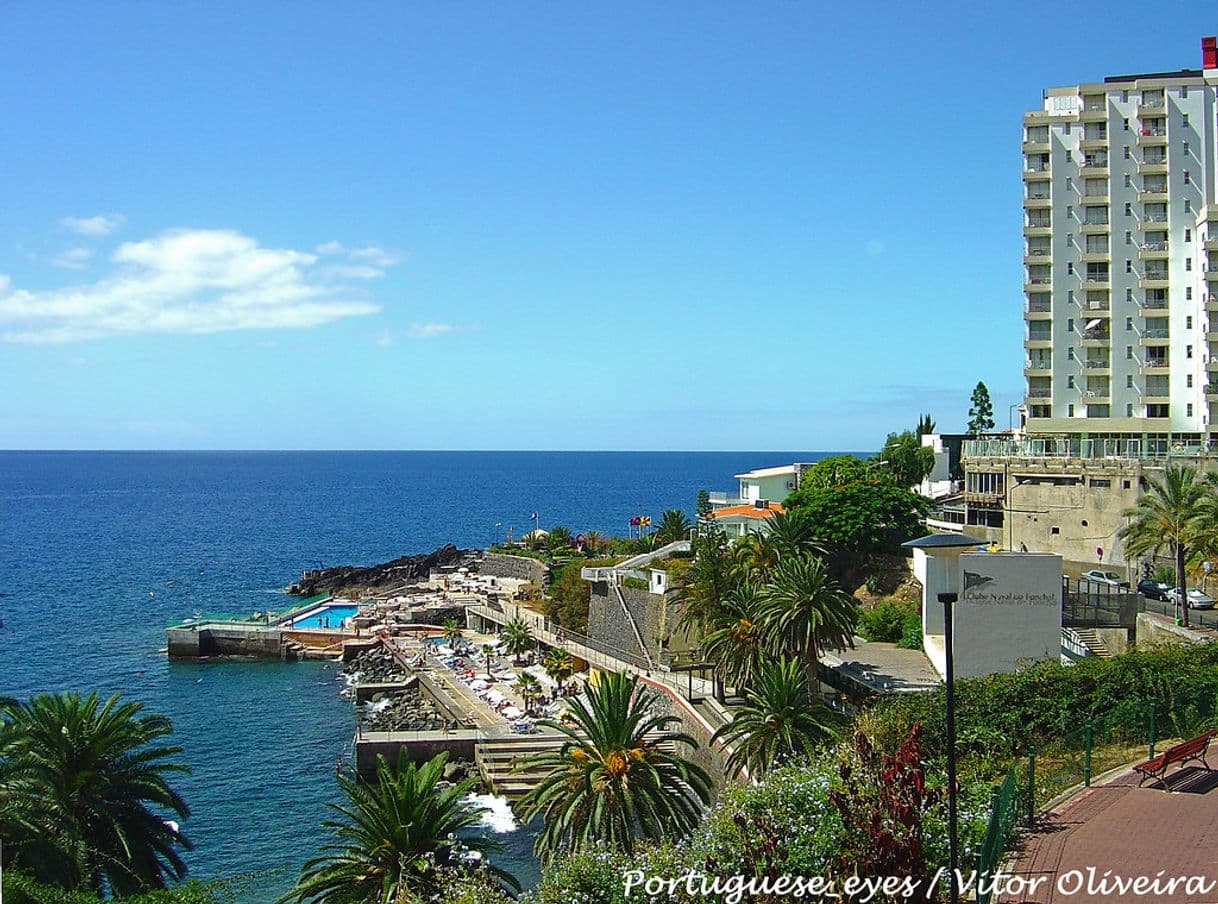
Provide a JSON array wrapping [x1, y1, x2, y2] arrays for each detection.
[[630, 516, 641, 526], [640, 515, 651, 527], [530, 512, 538, 520]]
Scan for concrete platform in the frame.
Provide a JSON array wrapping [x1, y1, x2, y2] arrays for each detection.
[[821, 637, 941, 694]]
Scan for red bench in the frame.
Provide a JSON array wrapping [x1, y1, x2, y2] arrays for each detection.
[[1133, 729, 1218, 788]]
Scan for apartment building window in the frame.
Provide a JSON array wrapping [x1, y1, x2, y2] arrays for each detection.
[[1184, 141, 1190, 155], [1067, 376, 1075, 388], [1069, 290, 1075, 302], [1127, 403, 1134, 416], [1064, 122, 1072, 135], [1188, 345, 1194, 359], [1183, 86, 1189, 98], [1125, 174, 1132, 187], [1148, 404, 1168, 417], [1068, 404, 1075, 416], [1187, 316, 1193, 329], [1187, 258, 1193, 271], [1125, 231, 1132, 244], [1123, 118, 1130, 131], [1126, 260, 1133, 273], [1186, 199, 1193, 213], [1067, 318, 1074, 331], [1126, 317, 1133, 331], [1185, 170, 1191, 184], [1124, 146, 1131, 159], [1189, 403, 1195, 417], [1066, 150, 1073, 162], [1187, 287, 1193, 300], [1066, 176, 1073, 191], [1124, 202, 1132, 216], [1126, 346, 1133, 359], [1186, 229, 1192, 242], [1068, 262, 1074, 275], [1188, 374, 1194, 387], [1069, 347, 1076, 359], [1127, 288, 1134, 301], [1126, 374, 1134, 388], [1067, 206, 1073, 220], [1122, 90, 1129, 102], [1183, 113, 1190, 126]]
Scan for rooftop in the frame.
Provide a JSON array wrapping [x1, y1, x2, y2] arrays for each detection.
[[733, 464, 798, 480], [707, 502, 785, 520]]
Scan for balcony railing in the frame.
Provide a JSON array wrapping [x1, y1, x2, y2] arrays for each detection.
[[1143, 328, 1170, 339], [1081, 331, 1111, 342], [1142, 298, 1168, 310], [1026, 248, 1050, 257], [1027, 299, 1051, 313], [1143, 216, 1168, 226], [1027, 388, 1052, 398], [1143, 358, 1169, 367], [1027, 277, 1051, 285], [1027, 218, 1051, 228], [1140, 127, 1167, 137], [1206, 384, 1218, 395], [1144, 271, 1169, 281], [1025, 359, 1051, 370], [1142, 241, 1168, 252], [1083, 217, 1109, 226], [1026, 162, 1050, 173], [1084, 359, 1110, 368]]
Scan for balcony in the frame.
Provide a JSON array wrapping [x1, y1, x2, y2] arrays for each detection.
[[1024, 194, 1052, 210], [1022, 139, 1051, 154], [1026, 298, 1052, 314], [1083, 391, 1111, 404], [1024, 249, 1052, 264], [1082, 276, 1111, 289], [1207, 270, 1218, 283], [1208, 360, 1218, 374], [1141, 297, 1169, 312], [1080, 330, 1111, 346], [1080, 195, 1109, 208], [1027, 387, 1053, 398], [1025, 335, 1053, 349], [1024, 222, 1053, 237], [1083, 359, 1111, 373], [1080, 161, 1109, 177], [1140, 274, 1170, 289], [1080, 250, 1110, 263], [1208, 295, 1218, 313], [1137, 100, 1166, 116], [1139, 241, 1169, 259], [1082, 299, 1111, 315], [1137, 127, 1168, 146], [1139, 216, 1169, 230], [1140, 329, 1171, 345], [1024, 359, 1052, 375], [1142, 393, 1171, 405], [1141, 359, 1171, 373], [1137, 158, 1169, 175], [1081, 221, 1110, 234], [1080, 136, 1109, 151], [1138, 188, 1169, 202], [1023, 163, 1051, 181], [1206, 384, 1218, 400], [1025, 276, 1052, 291]]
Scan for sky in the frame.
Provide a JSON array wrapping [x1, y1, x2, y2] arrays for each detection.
[[2, 2, 1217, 451]]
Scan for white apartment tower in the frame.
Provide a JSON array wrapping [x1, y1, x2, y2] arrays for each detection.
[[1023, 38, 1218, 451]]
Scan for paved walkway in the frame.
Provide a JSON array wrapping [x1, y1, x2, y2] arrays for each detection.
[[999, 764, 1218, 903]]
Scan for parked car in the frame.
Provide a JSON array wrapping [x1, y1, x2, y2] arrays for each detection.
[[1165, 588, 1216, 610], [1080, 569, 1131, 589], [1137, 578, 1172, 601]]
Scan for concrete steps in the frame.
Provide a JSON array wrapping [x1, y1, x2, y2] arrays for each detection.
[[1072, 627, 1112, 658], [475, 734, 565, 799]]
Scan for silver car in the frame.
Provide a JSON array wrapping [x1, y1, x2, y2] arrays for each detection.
[[1165, 588, 1216, 610]]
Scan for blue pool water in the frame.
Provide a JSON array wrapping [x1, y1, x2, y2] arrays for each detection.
[[288, 604, 358, 629]]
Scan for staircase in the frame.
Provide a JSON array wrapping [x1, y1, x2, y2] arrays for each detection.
[[475, 734, 565, 800], [612, 582, 655, 669], [1070, 627, 1112, 658]]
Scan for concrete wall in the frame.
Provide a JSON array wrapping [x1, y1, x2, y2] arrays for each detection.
[[166, 624, 283, 658], [480, 553, 551, 587], [355, 731, 478, 774], [587, 582, 668, 662], [1136, 611, 1211, 647], [636, 675, 731, 790]]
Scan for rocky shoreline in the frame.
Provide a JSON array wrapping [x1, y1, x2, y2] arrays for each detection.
[[286, 543, 477, 598]]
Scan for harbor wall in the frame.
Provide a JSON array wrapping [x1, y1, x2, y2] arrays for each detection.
[[480, 553, 550, 587], [166, 624, 283, 658], [355, 731, 478, 773]]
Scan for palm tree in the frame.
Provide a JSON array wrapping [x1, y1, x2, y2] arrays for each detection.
[[517, 671, 711, 862], [763, 509, 826, 560], [672, 531, 738, 702], [441, 618, 464, 644], [480, 643, 495, 676], [583, 530, 606, 554], [711, 657, 844, 779], [699, 583, 765, 693], [501, 617, 534, 662], [545, 525, 574, 554], [514, 672, 543, 714], [282, 752, 515, 902], [731, 531, 780, 586], [1120, 465, 1209, 628], [0, 692, 191, 896], [759, 553, 857, 690], [542, 648, 575, 686], [654, 509, 693, 545]]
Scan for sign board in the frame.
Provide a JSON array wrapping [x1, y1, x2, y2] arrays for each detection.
[[954, 552, 1062, 679]]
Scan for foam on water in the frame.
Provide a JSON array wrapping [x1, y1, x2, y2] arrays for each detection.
[[465, 793, 519, 833]]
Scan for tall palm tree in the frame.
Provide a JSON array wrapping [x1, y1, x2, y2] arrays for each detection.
[[282, 753, 515, 902], [516, 671, 711, 862], [542, 648, 575, 686], [545, 525, 574, 554], [514, 672, 543, 714], [501, 618, 534, 662], [763, 509, 826, 560], [0, 692, 191, 896], [731, 530, 780, 586], [711, 657, 844, 779], [654, 509, 693, 545], [759, 553, 857, 690], [699, 582, 765, 694], [441, 618, 464, 644], [672, 531, 738, 702], [1120, 464, 1209, 628]]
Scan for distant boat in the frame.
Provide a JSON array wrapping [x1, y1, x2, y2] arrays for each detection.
[[148, 591, 155, 598], [166, 580, 176, 586]]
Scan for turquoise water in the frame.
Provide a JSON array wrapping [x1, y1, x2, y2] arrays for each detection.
[[0, 450, 843, 900], [288, 604, 358, 629]]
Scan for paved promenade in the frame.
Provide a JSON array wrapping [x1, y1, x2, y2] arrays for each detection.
[[1000, 764, 1218, 903]]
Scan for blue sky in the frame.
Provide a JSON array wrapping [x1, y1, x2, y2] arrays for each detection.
[[2, 3, 1216, 450]]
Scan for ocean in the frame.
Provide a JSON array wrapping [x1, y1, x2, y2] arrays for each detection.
[[0, 450, 842, 900]]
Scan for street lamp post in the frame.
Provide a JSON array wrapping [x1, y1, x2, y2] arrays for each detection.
[[938, 591, 960, 904]]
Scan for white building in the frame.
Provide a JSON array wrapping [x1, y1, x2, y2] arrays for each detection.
[[1023, 38, 1218, 446], [709, 463, 804, 509]]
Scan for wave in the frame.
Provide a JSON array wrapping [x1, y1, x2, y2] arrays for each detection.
[[464, 793, 518, 833]]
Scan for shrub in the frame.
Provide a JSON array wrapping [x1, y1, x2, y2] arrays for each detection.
[[858, 600, 913, 643], [897, 613, 923, 649]]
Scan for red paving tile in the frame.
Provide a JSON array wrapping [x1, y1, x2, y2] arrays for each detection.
[[998, 766, 1218, 903]]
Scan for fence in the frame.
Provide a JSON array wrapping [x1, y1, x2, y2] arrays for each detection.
[[973, 690, 1218, 900]]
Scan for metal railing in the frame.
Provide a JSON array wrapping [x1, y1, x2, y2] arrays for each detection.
[[963, 436, 1214, 461], [976, 767, 1020, 904]]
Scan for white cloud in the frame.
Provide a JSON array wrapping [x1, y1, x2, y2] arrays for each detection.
[[321, 264, 384, 280], [350, 245, 401, 267], [406, 322, 456, 339], [60, 213, 126, 237], [52, 247, 92, 270], [316, 240, 344, 255], [0, 228, 384, 344]]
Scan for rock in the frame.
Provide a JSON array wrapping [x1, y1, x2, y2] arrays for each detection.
[[288, 544, 476, 598], [443, 762, 466, 782]]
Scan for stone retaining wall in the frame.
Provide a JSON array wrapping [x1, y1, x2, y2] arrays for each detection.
[[480, 553, 550, 587]]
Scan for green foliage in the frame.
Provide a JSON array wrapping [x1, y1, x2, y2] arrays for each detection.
[[0, 692, 192, 896], [857, 600, 912, 643], [517, 671, 712, 863], [622, 576, 649, 591], [501, 617, 534, 661], [543, 559, 613, 632], [282, 753, 515, 903], [545, 526, 574, 553], [654, 509, 694, 545], [1152, 564, 1177, 585], [784, 479, 929, 566], [897, 613, 923, 650], [1, 873, 238, 904], [915, 413, 936, 437], [967, 381, 995, 435], [695, 489, 712, 520], [878, 429, 936, 488], [711, 657, 844, 778], [798, 455, 871, 489]]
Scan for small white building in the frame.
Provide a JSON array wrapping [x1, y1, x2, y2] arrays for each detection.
[[704, 500, 785, 539]]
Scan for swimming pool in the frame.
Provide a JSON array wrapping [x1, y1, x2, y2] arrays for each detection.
[[286, 604, 359, 629]]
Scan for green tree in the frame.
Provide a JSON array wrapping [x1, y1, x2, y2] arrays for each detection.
[[654, 509, 693, 545], [798, 455, 870, 489], [673, 530, 738, 701], [442, 618, 464, 644], [546, 526, 574, 554], [542, 648, 575, 685], [501, 618, 534, 662], [759, 554, 858, 692], [695, 489, 713, 521], [967, 381, 995, 435], [517, 671, 711, 862], [699, 583, 765, 693], [282, 753, 514, 902], [543, 560, 602, 632], [711, 657, 844, 778], [730, 531, 781, 586], [1120, 464, 1209, 628], [515, 672, 543, 714], [878, 430, 936, 489], [0, 692, 191, 896], [763, 508, 827, 560], [915, 413, 936, 437]]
